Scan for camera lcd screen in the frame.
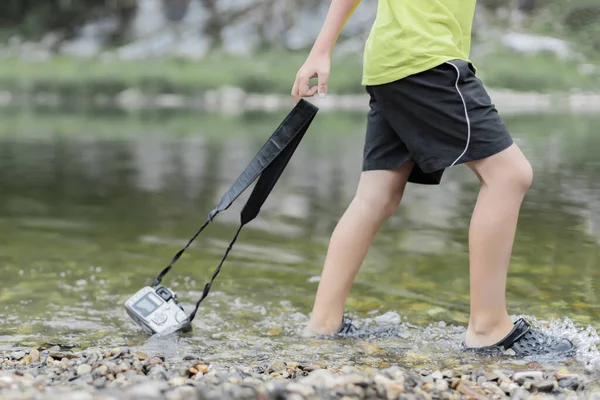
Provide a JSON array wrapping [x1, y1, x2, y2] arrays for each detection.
[[133, 292, 163, 318]]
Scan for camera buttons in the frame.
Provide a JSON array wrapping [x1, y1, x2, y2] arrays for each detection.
[[152, 311, 168, 325], [176, 310, 188, 323]]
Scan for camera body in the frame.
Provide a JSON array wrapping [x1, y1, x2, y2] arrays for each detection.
[[124, 286, 190, 336]]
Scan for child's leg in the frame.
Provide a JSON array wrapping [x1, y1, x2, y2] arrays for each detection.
[[464, 143, 533, 347], [306, 162, 414, 335]]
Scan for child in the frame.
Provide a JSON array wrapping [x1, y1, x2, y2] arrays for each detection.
[[291, 0, 573, 356]]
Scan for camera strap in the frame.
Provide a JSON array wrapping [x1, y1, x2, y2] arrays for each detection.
[[152, 99, 319, 323]]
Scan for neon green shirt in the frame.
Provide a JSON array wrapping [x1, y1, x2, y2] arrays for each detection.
[[362, 0, 477, 86]]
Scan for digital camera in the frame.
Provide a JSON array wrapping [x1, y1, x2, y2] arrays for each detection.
[[124, 286, 190, 336]]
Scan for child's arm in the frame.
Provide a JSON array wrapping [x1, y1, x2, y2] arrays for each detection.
[[291, 0, 361, 101]]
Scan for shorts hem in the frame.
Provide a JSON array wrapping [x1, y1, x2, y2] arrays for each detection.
[[418, 136, 514, 174], [362, 155, 412, 172]]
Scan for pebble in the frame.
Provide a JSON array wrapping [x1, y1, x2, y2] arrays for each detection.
[[533, 380, 556, 393], [431, 370, 443, 381], [0, 346, 597, 399], [168, 377, 186, 386], [29, 349, 40, 363], [76, 364, 92, 376], [559, 378, 581, 391], [513, 371, 544, 383]]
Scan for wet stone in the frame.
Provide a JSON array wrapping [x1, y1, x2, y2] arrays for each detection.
[[513, 371, 544, 383], [166, 385, 200, 400], [77, 374, 94, 384], [148, 365, 168, 380], [93, 365, 108, 378], [286, 382, 316, 397], [559, 378, 580, 391], [76, 364, 92, 376], [124, 382, 166, 400], [11, 351, 25, 360], [532, 380, 556, 393], [29, 349, 40, 363], [93, 377, 107, 389], [431, 370, 443, 381]]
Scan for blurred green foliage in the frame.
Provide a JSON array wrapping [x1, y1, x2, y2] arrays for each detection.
[[0, 0, 137, 41]]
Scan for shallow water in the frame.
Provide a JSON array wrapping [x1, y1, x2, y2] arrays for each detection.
[[0, 109, 599, 375]]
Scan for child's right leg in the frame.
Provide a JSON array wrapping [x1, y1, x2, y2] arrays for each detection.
[[307, 163, 414, 335]]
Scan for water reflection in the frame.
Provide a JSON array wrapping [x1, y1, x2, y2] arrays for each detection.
[[0, 110, 598, 371]]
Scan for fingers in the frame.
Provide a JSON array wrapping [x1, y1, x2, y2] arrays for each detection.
[[291, 71, 325, 101], [317, 71, 329, 97]]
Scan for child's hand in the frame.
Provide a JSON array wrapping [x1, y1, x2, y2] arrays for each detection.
[[291, 54, 330, 102]]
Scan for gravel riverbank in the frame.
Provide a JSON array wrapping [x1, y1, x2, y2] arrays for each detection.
[[1, 347, 597, 400]]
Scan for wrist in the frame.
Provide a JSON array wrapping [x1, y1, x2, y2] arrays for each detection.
[[309, 46, 331, 59]]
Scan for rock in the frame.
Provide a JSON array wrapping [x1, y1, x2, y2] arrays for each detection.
[[135, 351, 148, 360], [68, 391, 94, 400], [166, 385, 200, 400], [124, 382, 166, 400], [512, 388, 531, 400], [77, 364, 92, 376], [286, 382, 315, 397], [532, 380, 556, 393], [482, 382, 506, 397], [451, 378, 461, 389], [513, 371, 544, 383], [493, 370, 509, 382], [483, 371, 498, 381], [457, 383, 487, 400], [11, 351, 25, 360], [147, 357, 164, 366], [109, 348, 122, 358], [559, 378, 580, 391], [168, 377, 186, 386], [431, 370, 444, 381], [93, 377, 107, 389], [554, 369, 580, 381], [436, 379, 449, 391], [300, 369, 338, 390], [508, 382, 520, 394], [93, 365, 108, 378], [441, 370, 454, 378], [196, 364, 209, 374], [29, 349, 40, 363], [78, 374, 94, 384], [374, 374, 404, 399], [183, 355, 199, 361]]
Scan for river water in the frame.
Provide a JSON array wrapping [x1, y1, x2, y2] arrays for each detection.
[[0, 108, 599, 375]]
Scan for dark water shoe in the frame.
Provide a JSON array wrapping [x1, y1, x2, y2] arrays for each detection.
[[337, 316, 359, 335], [464, 318, 574, 357]]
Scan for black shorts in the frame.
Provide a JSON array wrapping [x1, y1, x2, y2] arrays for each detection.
[[362, 59, 514, 185]]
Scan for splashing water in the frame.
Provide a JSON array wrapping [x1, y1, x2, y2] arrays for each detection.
[[527, 315, 600, 372]]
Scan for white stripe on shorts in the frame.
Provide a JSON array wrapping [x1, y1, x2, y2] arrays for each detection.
[[445, 61, 471, 167]]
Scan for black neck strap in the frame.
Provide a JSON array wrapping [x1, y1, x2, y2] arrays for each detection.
[[152, 99, 319, 323]]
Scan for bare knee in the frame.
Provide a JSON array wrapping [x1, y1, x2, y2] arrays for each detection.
[[471, 146, 533, 194], [495, 158, 533, 193], [355, 188, 403, 219]]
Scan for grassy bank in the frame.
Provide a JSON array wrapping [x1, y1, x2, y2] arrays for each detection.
[[0, 49, 598, 98]]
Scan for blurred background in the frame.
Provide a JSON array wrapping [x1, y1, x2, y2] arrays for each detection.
[[0, 0, 599, 362]]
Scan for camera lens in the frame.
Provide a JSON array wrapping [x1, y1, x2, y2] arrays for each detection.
[[156, 287, 172, 302]]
